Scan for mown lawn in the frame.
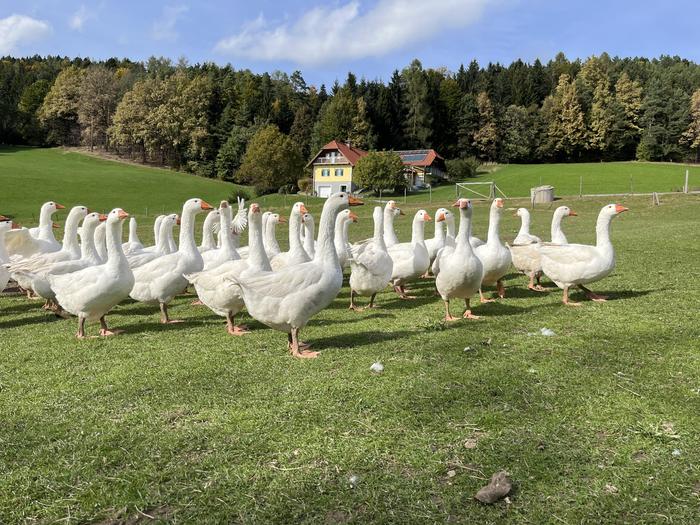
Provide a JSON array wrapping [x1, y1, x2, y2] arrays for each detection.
[[1, 148, 700, 523]]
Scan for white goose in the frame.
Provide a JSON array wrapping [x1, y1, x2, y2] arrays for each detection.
[[474, 198, 512, 302], [388, 209, 432, 299], [434, 199, 484, 321], [17, 212, 107, 311], [126, 214, 179, 269], [5, 201, 65, 258], [198, 208, 221, 253], [349, 206, 393, 310], [540, 204, 628, 306], [263, 213, 285, 260], [187, 203, 270, 335], [9, 205, 89, 292], [383, 200, 403, 248], [150, 215, 165, 250], [201, 201, 240, 270], [270, 202, 310, 270], [509, 206, 577, 291], [229, 192, 363, 358], [129, 198, 213, 323], [122, 218, 144, 254], [334, 208, 357, 269], [50, 208, 135, 338]]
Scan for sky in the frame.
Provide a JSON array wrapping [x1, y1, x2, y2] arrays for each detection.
[[1, 0, 699, 86]]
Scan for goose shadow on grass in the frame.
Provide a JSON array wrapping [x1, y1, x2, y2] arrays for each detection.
[[0, 300, 46, 314], [304, 328, 417, 351], [566, 288, 657, 302], [0, 314, 62, 330]]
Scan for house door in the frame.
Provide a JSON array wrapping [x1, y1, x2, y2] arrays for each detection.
[[340, 185, 347, 192], [318, 185, 331, 198]]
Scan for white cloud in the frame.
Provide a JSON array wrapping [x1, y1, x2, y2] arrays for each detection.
[[215, 0, 492, 65], [69, 5, 94, 31], [0, 14, 51, 55], [151, 4, 189, 41]]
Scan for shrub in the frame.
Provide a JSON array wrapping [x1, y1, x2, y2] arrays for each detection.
[[446, 157, 480, 181], [353, 151, 406, 193], [297, 177, 313, 193], [228, 187, 253, 204]]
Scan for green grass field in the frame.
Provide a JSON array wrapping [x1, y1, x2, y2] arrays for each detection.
[[1, 147, 700, 523]]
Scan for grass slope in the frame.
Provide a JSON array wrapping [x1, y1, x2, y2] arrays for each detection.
[[1, 148, 700, 523]]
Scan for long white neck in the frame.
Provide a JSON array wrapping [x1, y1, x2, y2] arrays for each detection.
[[383, 208, 398, 245], [106, 219, 128, 270], [179, 209, 198, 254], [200, 212, 218, 250], [373, 209, 386, 251], [303, 218, 315, 256], [37, 206, 57, 242], [248, 213, 271, 271], [517, 211, 531, 238], [445, 214, 456, 240], [219, 208, 239, 260], [153, 216, 162, 245], [79, 223, 100, 261], [456, 207, 476, 256], [128, 218, 141, 244], [316, 202, 342, 265], [411, 216, 426, 245], [335, 214, 348, 250], [551, 211, 568, 244], [264, 220, 280, 255], [433, 219, 445, 241], [596, 211, 614, 249], [61, 211, 83, 255], [486, 205, 501, 245], [94, 223, 107, 261], [156, 219, 172, 253], [289, 211, 304, 253]]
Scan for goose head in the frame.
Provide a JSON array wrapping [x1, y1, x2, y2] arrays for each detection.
[[554, 206, 577, 219], [43, 201, 65, 214], [82, 212, 106, 231], [514, 207, 528, 218], [184, 198, 214, 217], [435, 207, 452, 223], [415, 209, 432, 223], [107, 208, 129, 224], [292, 202, 309, 216], [602, 203, 629, 218], [492, 198, 504, 210], [67, 205, 90, 225], [270, 213, 286, 225], [453, 198, 472, 210]]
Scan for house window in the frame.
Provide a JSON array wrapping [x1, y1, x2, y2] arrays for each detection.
[[340, 185, 347, 192], [321, 168, 330, 177], [334, 168, 343, 177]]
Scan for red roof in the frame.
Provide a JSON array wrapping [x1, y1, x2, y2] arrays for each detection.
[[396, 149, 445, 167], [306, 140, 368, 167]]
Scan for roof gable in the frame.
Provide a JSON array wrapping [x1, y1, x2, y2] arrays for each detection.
[[306, 140, 368, 167]]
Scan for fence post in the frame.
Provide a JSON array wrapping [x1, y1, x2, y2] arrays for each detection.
[[629, 176, 633, 195], [429, 185, 432, 204], [456, 184, 459, 199], [579, 176, 583, 198], [685, 169, 689, 193], [404, 187, 407, 204]]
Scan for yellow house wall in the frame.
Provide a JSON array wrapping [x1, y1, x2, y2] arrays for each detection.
[[313, 164, 353, 183]]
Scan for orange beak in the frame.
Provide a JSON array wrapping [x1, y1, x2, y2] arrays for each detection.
[[452, 200, 461, 208], [200, 200, 214, 210], [348, 195, 363, 206], [278, 216, 287, 224], [52, 222, 60, 229], [300, 204, 309, 214], [349, 211, 359, 223], [251, 203, 260, 213], [568, 210, 578, 216], [176, 216, 181, 225], [424, 213, 432, 222], [436, 212, 446, 222], [0, 215, 7, 221], [495, 199, 504, 208], [12, 222, 20, 229], [615, 204, 629, 214], [118, 210, 129, 220], [55, 203, 65, 210], [99, 214, 108, 222]]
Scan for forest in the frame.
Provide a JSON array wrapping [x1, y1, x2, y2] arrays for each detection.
[[1, 52, 700, 192]]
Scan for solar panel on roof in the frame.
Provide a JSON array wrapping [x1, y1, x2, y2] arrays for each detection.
[[400, 153, 428, 162]]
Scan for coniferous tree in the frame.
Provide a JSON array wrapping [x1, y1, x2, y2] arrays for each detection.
[[402, 59, 432, 147]]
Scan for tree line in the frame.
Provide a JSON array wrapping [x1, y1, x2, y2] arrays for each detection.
[[2, 53, 700, 192]]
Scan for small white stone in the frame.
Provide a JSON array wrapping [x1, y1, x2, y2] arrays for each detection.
[[349, 474, 359, 487], [540, 327, 556, 337], [672, 449, 682, 457], [370, 362, 384, 373]]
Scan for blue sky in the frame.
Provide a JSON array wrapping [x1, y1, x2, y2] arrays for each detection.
[[2, 0, 699, 86]]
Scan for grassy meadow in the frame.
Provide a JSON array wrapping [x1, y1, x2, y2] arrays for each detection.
[[1, 147, 700, 523]]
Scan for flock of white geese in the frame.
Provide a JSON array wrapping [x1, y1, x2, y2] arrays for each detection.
[[0, 192, 628, 358]]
